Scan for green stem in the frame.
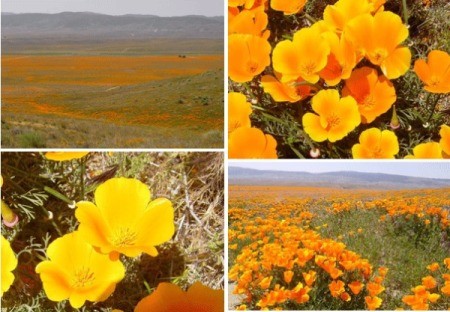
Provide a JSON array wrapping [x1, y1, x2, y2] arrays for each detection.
[[401, 0, 409, 27], [44, 186, 73, 205], [80, 158, 86, 200], [260, 112, 292, 127], [427, 94, 441, 123]]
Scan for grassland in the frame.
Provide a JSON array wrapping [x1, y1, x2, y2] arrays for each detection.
[[1, 39, 224, 148], [229, 185, 450, 310]]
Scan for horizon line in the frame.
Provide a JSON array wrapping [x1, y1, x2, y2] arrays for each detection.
[[229, 166, 450, 181], [1, 11, 224, 18]]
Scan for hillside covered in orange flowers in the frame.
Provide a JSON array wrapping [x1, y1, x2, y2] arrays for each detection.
[[229, 185, 450, 310]]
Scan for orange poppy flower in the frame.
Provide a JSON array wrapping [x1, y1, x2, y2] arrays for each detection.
[[352, 128, 399, 159], [229, 7, 270, 39], [323, 0, 372, 33], [426, 262, 439, 272], [414, 50, 450, 94], [229, 34, 271, 83], [329, 280, 345, 297], [229, 127, 277, 158], [319, 32, 357, 86], [348, 281, 364, 295], [342, 67, 396, 123], [284, 270, 294, 284], [75, 178, 174, 259], [302, 270, 317, 287], [261, 74, 311, 103], [134, 282, 223, 312], [272, 25, 330, 83], [421, 276, 437, 289], [365, 296, 383, 310], [345, 11, 411, 79], [340, 292, 351, 302], [271, 0, 306, 15], [444, 258, 450, 269], [259, 276, 273, 289], [367, 282, 385, 296], [228, 92, 252, 134], [302, 89, 361, 143], [405, 142, 443, 159], [439, 124, 450, 156]]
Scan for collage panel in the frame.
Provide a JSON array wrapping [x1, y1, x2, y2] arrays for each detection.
[[228, 161, 450, 310], [228, 0, 449, 159], [1, 152, 224, 311], [1, 0, 224, 149]]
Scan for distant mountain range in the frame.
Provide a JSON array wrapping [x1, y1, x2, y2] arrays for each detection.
[[229, 167, 450, 189], [1, 12, 223, 39]]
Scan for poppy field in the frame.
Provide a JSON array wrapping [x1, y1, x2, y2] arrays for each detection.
[[228, 0, 449, 158], [1, 39, 224, 148], [228, 185, 450, 310], [1, 152, 224, 311]]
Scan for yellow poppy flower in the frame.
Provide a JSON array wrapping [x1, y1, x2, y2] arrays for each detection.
[[414, 50, 450, 94], [1, 235, 17, 296], [229, 92, 252, 134], [229, 34, 271, 83], [261, 74, 311, 103], [35, 231, 125, 308], [405, 142, 443, 159], [345, 11, 411, 79], [134, 282, 224, 312], [229, 127, 278, 159], [440, 124, 450, 156], [342, 67, 396, 123], [75, 177, 174, 259], [352, 128, 399, 159], [323, 0, 372, 33], [44, 152, 89, 161], [229, 7, 270, 39], [272, 25, 330, 83], [270, 0, 306, 15], [302, 89, 361, 143]]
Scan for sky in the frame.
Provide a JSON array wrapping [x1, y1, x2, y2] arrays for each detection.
[[229, 161, 450, 180], [1, 0, 223, 17]]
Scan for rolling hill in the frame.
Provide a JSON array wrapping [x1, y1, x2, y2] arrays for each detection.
[[1, 12, 224, 39], [228, 167, 450, 189]]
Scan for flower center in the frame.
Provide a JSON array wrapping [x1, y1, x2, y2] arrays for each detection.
[[72, 267, 95, 288], [247, 60, 259, 73], [301, 61, 316, 76], [110, 227, 137, 247], [325, 115, 341, 131], [429, 76, 440, 87], [370, 146, 384, 158], [361, 95, 376, 110], [371, 49, 388, 64]]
